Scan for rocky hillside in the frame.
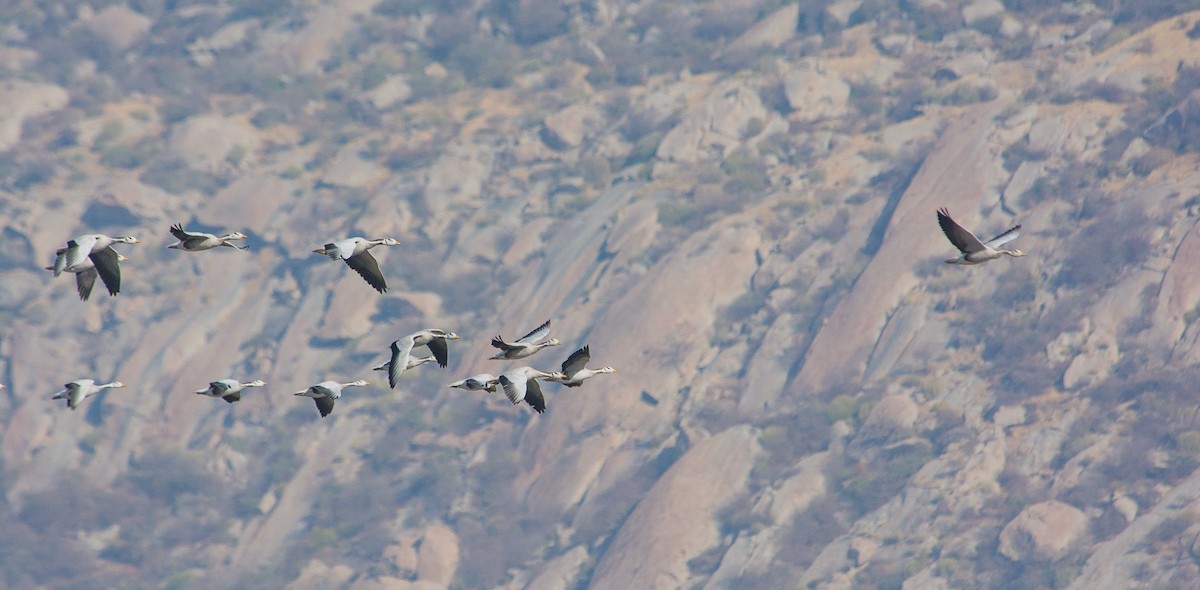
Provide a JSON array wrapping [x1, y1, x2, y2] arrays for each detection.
[[4, 1, 1200, 588]]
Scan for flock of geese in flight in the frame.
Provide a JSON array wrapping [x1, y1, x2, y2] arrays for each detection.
[[31, 226, 618, 417], [10, 208, 1018, 415]]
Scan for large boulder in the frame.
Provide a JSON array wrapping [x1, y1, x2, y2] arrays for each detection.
[[656, 80, 772, 163], [0, 80, 69, 151], [999, 501, 1089, 562], [859, 395, 920, 440], [416, 523, 459, 587], [542, 103, 606, 149], [169, 114, 262, 175], [783, 63, 851, 122]]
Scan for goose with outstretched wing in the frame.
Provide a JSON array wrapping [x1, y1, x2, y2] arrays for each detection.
[[47, 247, 128, 300], [313, 237, 400, 293], [937, 208, 1025, 265], [490, 319, 560, 360], [380, 329, 460, 388], [497, 366, 559, 413], [546, 345, 616, 387], [52, 379, 126, 410], [294, 380, 368, 417], [169, 224, 249, 251], [196, 379, 266, 403]]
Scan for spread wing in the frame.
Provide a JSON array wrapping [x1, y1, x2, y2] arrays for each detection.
[[90, 247, 122, 296], [524, 378, 546, 413], [561, 345, 590, 377], [66, 382, 84, 409], [427, 336, 449, 368], [75, 268, 98, 301], [984, 224, 1022, 249], [388, 336, 416, 389], [52, 246, 69, 276], [516, 320, 551, 344], [208, 381, 231, 396], [314, 396, 335, 417], [64, 236, 98, 271], [499, 374, 526, 405], [169, 224, 194, 241], [344, 250, 387, 293], [311, 385, 337, 399], [937, 208, 986, 254], [222, 392, 242, 403], [491, 336, 519, 352]]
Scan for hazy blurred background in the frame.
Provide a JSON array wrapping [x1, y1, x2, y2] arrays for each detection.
[[3, 1, 1200, 588]]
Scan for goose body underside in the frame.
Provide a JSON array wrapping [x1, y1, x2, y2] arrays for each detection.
[[945, 250, 1004, 264]]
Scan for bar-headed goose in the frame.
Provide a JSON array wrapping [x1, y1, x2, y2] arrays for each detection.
[[313, 237, 400, 293], [55, 234, 140, 276], [196, 379, 266, 403], [937, 208, 1025, 265], [382, 329, 460, 388], [294, 380, 368, 418], [490, 320, 560, 360], [547, 345, 616, 387], [497, 367, 558, 413], [51, 379, 126, 410], [448, 373, 499, 393], [373, 354, 434, 375], [47, 247, 128, 300], [55, 235, 139, 297], [169, 224, 248, 251]]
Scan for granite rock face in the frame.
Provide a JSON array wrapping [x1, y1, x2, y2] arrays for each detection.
[[6, 3, 1200, 590]]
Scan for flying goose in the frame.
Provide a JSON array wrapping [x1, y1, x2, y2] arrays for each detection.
[[448, 373, 499, 393], [46, 247, 129, 300], [382, 329, 460, 389], [373, 354, 435, 374], [547, 345, 616, 387], [195, 379, 266, 403], [54, 234, 140, 296], [51, 379, 126, 410], [490, 320, 560, 360], [313, 237, 400, 293], [294, 380, 368, 418], [55, 234, 140, 275], [0, 384, 6, 390], [168, 224, 249, 251], [937, 208, 1025, 265], [497, 367, 559, 413]]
